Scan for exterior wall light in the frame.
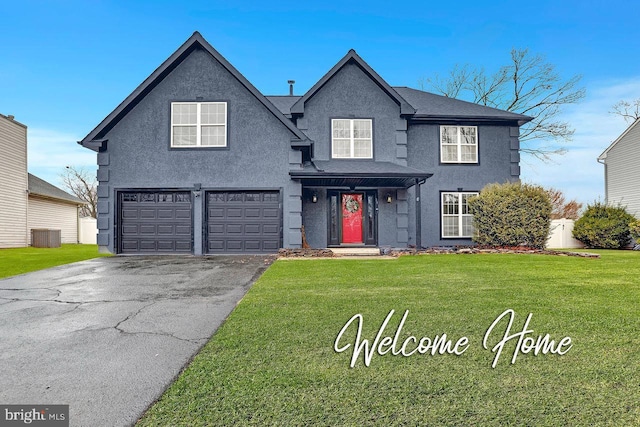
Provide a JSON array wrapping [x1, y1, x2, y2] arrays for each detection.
[[386, 193, 392, 203], [312, 193, 318, 203]]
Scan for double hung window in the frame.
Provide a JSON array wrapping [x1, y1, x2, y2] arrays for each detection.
[[171, 102, 227, 147]]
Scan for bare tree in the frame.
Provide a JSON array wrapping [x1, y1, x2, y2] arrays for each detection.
[[422, 49, 586, 161], [546, 188, 582, 220], [60, 166, 97, 218], [610, 99, 640, 123]]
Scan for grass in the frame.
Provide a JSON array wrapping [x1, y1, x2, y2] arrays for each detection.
[[138, 251, 640, 426], [0, 244, 110, 279]]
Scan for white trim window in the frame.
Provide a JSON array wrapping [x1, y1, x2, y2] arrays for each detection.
[[331, 119, 373, 158], [171, 102, 227, 147], [442, 192, 478, 238], [440, 125, 478, 163]]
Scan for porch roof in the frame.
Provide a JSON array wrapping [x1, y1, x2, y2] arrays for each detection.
[[289, 160, 432, 188]]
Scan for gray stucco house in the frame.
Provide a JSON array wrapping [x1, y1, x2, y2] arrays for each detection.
[[80, 32, 530, 254]]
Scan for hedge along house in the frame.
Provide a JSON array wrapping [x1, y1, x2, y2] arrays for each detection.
[[80, 32, 530, 255]]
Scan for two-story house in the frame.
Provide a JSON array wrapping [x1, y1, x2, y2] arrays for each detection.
[[80, 32, 530, 254]]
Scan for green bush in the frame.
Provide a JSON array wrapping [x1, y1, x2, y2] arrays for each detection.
[[468, 182, 552, 248], [572, 202, 636, 249], [628, 218, 640, 242]]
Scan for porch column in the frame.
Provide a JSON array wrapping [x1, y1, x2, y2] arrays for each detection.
[[415, 178, 422, 250]]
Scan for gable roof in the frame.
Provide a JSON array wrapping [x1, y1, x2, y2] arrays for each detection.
[[598, 117, 640, 161], [28, 174, 84, 205], [266, 96, 301, 118], [290, 50, 416, 116], [79, 32, 309, 151], [393, 87, 532, 124]]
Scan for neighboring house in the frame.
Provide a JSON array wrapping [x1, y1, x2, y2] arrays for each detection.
[[598, 118, 640, 217], [79, 32, 530, 255], [0, 113, 28, 247], [0, 113, 85, 247], [28, 174, 85, 244]]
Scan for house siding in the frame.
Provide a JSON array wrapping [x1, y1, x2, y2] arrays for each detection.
[[605, 122, 640, 217], [0, 115, 28, 248], [407, 123, 519, 247], [28, 196, 79, 244], [96, 46, 302, 253]]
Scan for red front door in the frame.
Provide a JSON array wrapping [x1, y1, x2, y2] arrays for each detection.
[[341, 193, 363, 244]]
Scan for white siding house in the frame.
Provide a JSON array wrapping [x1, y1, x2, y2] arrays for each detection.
[[28, 174, 84, 244], [0, 114, 28, 248], [599, 119, 640, 217], [0, 113, 86, 247]]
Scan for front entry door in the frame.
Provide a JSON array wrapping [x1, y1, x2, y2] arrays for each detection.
[[341, 193, 363, 244], [327, 190, 377, 246]]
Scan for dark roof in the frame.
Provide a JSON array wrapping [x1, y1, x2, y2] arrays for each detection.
[[291, 50, 416, 116], [290, 160, 432, 188], [28, 174, 84, 205], [80, 32, 309, 151], [393, 87, 532, 124], [266, 96, 301, 117]]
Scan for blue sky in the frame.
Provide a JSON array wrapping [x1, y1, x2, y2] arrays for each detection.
[[3, 0, 640, 206]]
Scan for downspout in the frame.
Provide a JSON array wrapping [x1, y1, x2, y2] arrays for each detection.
[[597, 157, 607, 204]]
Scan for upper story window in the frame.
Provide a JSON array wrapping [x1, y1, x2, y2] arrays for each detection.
[[171, 102, 227, 148], [442, 192, 478, 238], [332, 119, 373, 159], [440, 125, 477, 163]]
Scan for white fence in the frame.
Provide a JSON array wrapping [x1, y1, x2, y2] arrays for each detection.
[[79, 217, 97, 244], [547, 218, 584, 249]]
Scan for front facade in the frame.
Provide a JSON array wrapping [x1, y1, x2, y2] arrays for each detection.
[[80, 32, 529, 254], [598, 118, 640, 216]]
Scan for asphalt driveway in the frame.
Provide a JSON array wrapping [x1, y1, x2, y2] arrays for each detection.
[[0, 255, 272, 426]]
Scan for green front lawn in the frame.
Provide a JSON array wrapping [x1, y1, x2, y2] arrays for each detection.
[[0, 244, 110, 279], [139, 251, 640, 426]]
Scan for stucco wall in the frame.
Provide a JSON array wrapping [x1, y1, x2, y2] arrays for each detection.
[[297, 61, 401, 163], [407, 123, 520, 247], [96, 46, 302, 253]]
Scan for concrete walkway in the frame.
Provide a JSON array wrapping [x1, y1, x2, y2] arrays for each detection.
[[0, 256, 271, 426]]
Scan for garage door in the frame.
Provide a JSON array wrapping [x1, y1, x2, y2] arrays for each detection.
[[206, 191, 281, 253], [119, 191, 192, 253]]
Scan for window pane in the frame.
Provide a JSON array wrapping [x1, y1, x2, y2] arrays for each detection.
[[443, 216, 459, 237], [333, 139, 351, 158], [332, 120, 350, 138], [460, 127, 476, 144], [353, 120, 371, 138], [443, 193, 459, 215], [353, 139, 372, 158], [173, 126, 197, 146], [462, 215, 474, 237], [441, 126, 458, 144], [172, 104, 197, 125], [202, 125, 225, 146], [201, 103, 225, 125], [460, 145, 477, 162], [442, 145, 458, 162]]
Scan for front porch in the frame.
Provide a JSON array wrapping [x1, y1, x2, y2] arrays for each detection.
[[290, 160, 432, 250]]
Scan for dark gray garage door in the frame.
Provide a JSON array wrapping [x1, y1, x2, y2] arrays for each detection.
[[119, 191, 192, 253], [206, 191, 281, 253]]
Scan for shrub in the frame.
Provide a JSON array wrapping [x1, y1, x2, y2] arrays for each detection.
[[572, 202, 636, 249], [628, 219, 640, 242], [468, 182, 552, 249]]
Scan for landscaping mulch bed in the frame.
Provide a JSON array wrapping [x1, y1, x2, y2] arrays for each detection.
[[278, 247, 600, 258]]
